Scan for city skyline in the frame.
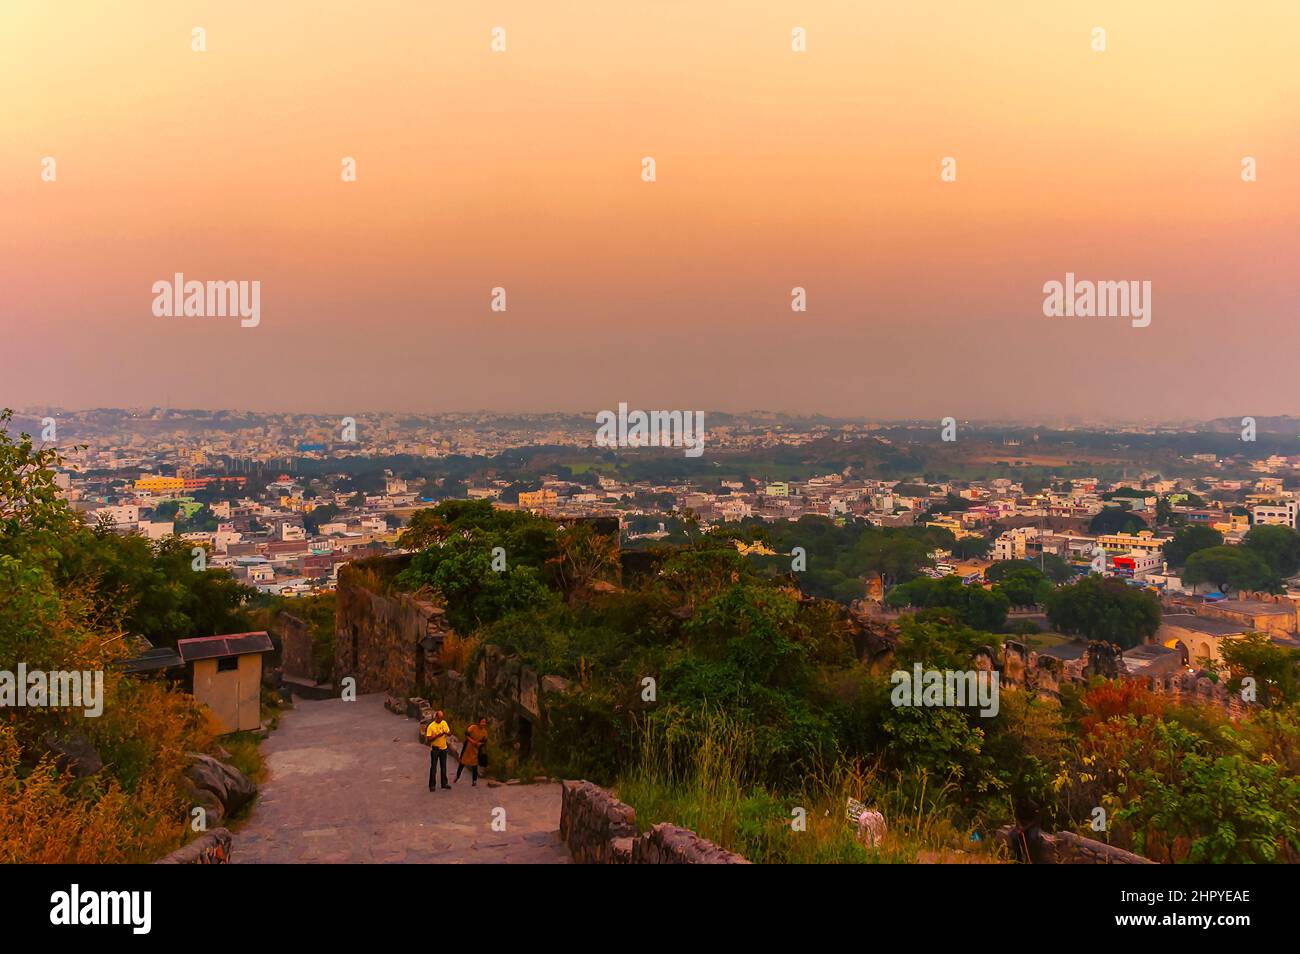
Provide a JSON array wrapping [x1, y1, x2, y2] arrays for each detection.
[[9, 402, 1300, 431]]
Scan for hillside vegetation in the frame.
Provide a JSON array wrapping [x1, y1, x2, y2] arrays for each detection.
[[396, 500, 1300, 863], [0, 411, 245, 862]]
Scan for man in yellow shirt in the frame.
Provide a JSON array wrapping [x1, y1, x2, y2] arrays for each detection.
[[426, 710, 451, 791]]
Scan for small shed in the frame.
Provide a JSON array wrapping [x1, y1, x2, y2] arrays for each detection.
[[177, 632, 274, 734]]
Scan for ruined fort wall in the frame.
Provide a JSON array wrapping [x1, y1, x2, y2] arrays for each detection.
[[335, 559, 448, 696], [559, 780, 749, 864], [335, 558, 568, 755]]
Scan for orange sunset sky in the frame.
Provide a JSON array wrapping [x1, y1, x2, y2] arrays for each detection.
[[2, 1, 1299, 421]]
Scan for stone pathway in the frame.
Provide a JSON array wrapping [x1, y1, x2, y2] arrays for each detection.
[[232, 693, 570, 863]]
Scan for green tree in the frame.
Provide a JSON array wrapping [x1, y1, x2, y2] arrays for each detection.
[[398, 535, 557, 633], [950, 535, 991, 559], [1088, 507, 1146, 536], [886, 575, 1009, 631], [987, 555, 1071, 585], [0, 409, 79, 560], [1113, 719, 1300, 863], [993, 567, 1052, 608], [54, 532, 252, 647], [1155, 496, 1177, 527], [1044, 575, 1161, 648], [1183, 546, 1275, 595], [1220, 631, 1300, 707], [926, 493, 972, 515], [1243, 524, 1300, 579], [851, 530, 932, 588], [303, 502, 342, 534], [1161, 524, 1222, 569]]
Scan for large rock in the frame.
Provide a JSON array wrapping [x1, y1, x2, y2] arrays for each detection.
[[185, 778, 226, 826], [184, 753, 257, 817], [42, 731, 103, 779], [541, 675, 572, 696]]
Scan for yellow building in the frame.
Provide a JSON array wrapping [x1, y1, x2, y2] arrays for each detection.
[[178, 632, 273, 734], [518, 489, 559, 510], [134, 475, 186, 494], [1098, 530, 1164, 553], [925, 516, 984, 540], [1211, 514, 1250, 535], [1156, 614, 1244, 668]]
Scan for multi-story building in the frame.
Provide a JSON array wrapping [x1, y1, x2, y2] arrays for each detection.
[[134, 475, 185, 494], [1097, 530, 1165, 554], [1251, 501, 1297, 529], [518, 489, 560, 510]]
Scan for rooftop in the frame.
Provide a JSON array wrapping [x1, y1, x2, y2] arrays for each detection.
[[1211, 599, 1294, 616], [177, 631, 274, 662], [1159, 614, 1245, 637]]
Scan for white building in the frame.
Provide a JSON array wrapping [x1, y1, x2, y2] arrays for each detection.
[[137, 519, 174, 540], [993, 526, 1038, 561], [94, 505, 140, 528], [1252, 501, 1297, 528]]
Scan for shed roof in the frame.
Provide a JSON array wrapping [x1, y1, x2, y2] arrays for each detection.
[[177, 631, 274, 662]]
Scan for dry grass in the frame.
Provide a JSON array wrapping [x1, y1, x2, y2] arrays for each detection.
[[0, 677, 215, 863], [614, 713, 1004, 864], [439, 631, 479, 673]]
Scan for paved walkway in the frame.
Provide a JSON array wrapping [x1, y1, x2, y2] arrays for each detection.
[[232, 693, 570, 863]]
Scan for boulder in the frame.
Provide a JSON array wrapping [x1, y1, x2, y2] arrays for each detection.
[[541, 675, 572, 696], [42, 731, 103, 779], [184, 778, 225, 826], [184, 753, 257, 817]]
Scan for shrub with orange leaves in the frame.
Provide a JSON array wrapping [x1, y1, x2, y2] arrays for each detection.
[[1080, 680, 1165, 736]]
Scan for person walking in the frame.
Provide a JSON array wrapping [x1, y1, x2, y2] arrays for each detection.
[[455, 717, 489, 786], [426, 710, 451, 791]]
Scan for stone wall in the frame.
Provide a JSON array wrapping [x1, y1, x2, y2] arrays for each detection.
[[1197, 591, 1299, 634], [559, 779, 750, 864], [1141, 670, 1247, 716], [632, 824, 751, 864], [974, 639, 1068, 700], [154, 828, 233, 864], [274, 612, 314, 683], [995, 826, 1153, 864], [336, 559, 571, 757], [559, 780, 637, 863], [335, 559, 450, 697], [1050, 831, 1154, 864]]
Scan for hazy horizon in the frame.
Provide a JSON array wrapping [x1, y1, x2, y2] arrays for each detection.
[[7, 401, 1300, 431]]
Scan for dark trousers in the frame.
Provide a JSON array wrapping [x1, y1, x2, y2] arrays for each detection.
[[455, 761, 478, 783], [429, 747, 448, 788]]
